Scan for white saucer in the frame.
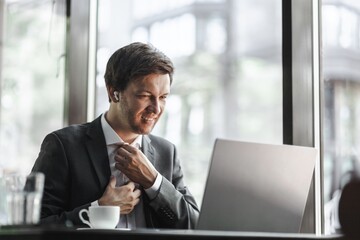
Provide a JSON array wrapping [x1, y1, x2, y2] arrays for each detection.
[[77, 228, 130, 231]]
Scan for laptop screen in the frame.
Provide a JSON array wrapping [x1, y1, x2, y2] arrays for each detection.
[[196, 138, 317, 233]]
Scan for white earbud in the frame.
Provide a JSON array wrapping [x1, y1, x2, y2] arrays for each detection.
[[114, 91, 119, 101]]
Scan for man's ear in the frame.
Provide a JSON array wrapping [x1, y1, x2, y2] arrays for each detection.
[[113, 91, 119, 101], [107, 86, 118, 103]]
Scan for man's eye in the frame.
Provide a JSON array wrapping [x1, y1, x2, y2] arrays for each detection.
[[137, 95, 150, 98], [160, 95, 168, 100]]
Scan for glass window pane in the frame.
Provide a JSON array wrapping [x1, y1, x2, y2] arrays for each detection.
[[0, 1, 66, 176], [322, 0, 360, 234], [96, 0, 282, 205]]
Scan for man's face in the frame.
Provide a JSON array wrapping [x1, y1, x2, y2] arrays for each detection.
[[115, 73, 170, 137]]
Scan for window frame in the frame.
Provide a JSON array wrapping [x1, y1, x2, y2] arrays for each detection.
[[67, 0, 323, 233]]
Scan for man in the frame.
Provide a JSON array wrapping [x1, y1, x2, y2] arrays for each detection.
[[31, 42, 199, 229]]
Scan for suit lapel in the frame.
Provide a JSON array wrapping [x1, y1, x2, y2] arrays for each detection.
[[141, 135, 157, 228], [142, 135, 155, 166], [85, 116, 111, 189]]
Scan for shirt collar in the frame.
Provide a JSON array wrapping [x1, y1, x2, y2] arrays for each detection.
[[101, 112, 142, 147]]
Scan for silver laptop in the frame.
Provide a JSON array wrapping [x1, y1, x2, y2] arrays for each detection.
[[196, 138, 317, 233]]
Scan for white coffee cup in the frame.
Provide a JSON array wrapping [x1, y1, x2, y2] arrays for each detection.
[[79, 206, 120, 229]]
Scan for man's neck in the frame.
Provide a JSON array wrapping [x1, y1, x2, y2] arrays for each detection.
[[119, 133, 139, 144], [104, 112, 139, 144]]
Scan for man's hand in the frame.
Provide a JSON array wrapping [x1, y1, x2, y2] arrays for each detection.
[[98, 176, 141, 214], [114, 144, 158, 189]]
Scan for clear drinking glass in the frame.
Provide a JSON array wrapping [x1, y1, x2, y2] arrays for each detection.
[[1, 172, 45, 226]]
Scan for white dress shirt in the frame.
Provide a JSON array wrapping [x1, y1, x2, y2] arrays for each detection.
[[91, 112, 162, 229]]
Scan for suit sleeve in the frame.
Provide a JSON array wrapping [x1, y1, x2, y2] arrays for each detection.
[[147, 145, 200, 229], [31, 133, 90, 226]]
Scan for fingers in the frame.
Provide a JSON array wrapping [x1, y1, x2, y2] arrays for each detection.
[[116, 143, 137, 157], [122, 182, 141, 202], [98, 176, 116, 206], [120, 201, 140, 214], [133, 189, 141, 199], [114, 145, 147, 167], [114, 147, 132, 166], [124, 181, 136, 190], [114, 158, 128, 169], [121, 196, 141, 214], [118, 143, 137, 153], [119, 183, 141, 215], [108, 175, 116, 188], [120, 194, 141, 214], [114, 147, 139, 172]]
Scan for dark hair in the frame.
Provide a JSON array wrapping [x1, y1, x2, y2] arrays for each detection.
[[104, 42, 174, 92]]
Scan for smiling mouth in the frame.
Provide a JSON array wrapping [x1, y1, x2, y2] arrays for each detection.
[[141, 116, 156, 122]]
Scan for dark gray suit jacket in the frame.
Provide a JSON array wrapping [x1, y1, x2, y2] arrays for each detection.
[[31, 115, 199, 229]]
